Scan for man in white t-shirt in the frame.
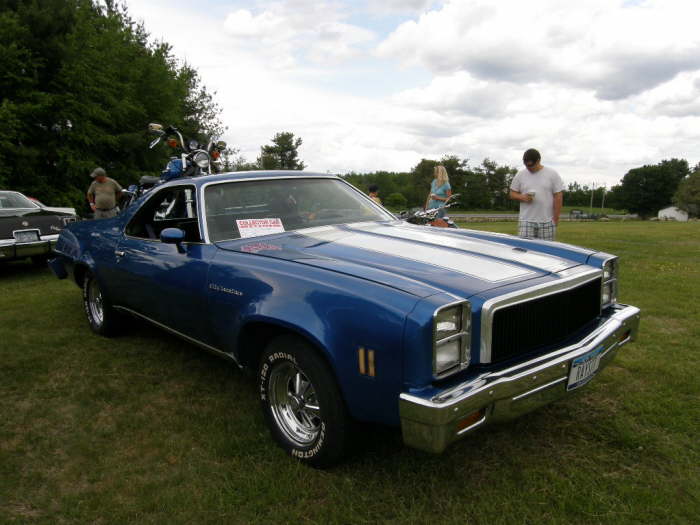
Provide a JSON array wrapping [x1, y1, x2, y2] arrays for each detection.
[[509, 148, 564, 240]]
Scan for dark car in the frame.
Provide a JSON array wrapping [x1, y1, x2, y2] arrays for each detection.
[[0, 190, 79, 264], [49, 171, 640, 467]]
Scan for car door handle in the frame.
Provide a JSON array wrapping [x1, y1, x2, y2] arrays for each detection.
[[115, 250, 125, 257]]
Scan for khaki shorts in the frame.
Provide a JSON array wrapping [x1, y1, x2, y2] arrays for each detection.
[[94, 207, 118, 219]]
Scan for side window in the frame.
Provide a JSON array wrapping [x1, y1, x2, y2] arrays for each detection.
[[126, 186, 201, 242]]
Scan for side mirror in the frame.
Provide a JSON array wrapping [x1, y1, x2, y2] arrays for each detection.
[[148, 123, 164, 133], [160, 228, 186, 253]]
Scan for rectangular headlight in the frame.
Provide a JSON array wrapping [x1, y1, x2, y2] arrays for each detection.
[[433, 302, 471, 377], [602, 281, 617, 306], [603, 258, 618, 281], [435, 339, 461, 372], [435, 307, 461, 339], [601, 257, 619, 307]]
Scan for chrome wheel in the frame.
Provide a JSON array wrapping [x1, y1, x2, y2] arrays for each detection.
[[87, 278, 104, 326], [268, 361, 322, 446]]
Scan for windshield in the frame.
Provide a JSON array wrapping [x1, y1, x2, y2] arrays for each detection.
[[0, 192, 38, 209], [204, 178, 392, 242]]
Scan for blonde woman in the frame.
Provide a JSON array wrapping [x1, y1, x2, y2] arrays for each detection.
[[425, 165, 452, 218]]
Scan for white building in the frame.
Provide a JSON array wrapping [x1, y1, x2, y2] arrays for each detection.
[[658, 206, 689, 222]]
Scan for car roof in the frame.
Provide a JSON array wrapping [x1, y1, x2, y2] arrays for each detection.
[[180, 170, 340, 189]]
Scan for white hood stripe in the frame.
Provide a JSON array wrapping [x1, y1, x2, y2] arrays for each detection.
[[330, 233, 534, 282], [372, 224, 571, 272]]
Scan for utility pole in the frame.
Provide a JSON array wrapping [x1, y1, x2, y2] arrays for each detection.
[[601, 184, 607, 212], [589, 182, 596, 215]]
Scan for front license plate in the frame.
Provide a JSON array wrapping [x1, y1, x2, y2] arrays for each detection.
[[567, 346, 604, 391], [14, 230, 40, 243]]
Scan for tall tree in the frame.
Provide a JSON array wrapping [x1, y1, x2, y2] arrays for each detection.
[[618, 158, 689, 218], [257, 132, 305, 170], [673, 166, 700, 217], [473, 158, 517, 210], [0, 0, 223, 209]]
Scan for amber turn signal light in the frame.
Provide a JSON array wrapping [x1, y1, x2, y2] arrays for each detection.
[[457, 408, 485, 432]]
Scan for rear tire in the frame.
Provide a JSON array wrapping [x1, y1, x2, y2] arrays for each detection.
[[82, 271, 121, 336], [258, 335, 350, 468]]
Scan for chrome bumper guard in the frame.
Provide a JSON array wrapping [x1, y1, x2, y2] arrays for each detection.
[[0, 234, 59, 260], [399, 304, 641, 453]]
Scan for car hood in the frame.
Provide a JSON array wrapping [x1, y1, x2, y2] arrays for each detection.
[[216, 221, 593, 298]]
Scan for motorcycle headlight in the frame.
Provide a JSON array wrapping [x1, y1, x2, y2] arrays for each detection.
[[433, 301, 471, 377], [193, 151, 210, 168]]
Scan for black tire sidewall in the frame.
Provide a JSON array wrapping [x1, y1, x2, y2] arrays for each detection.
[[258, 336, 347, 468]]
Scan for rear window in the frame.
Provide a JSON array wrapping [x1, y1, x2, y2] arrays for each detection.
[[0, 192, 37, 209]]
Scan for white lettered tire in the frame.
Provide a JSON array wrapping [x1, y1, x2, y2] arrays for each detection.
[[82, 271, 121, 336], [259, 335, 349, 468]]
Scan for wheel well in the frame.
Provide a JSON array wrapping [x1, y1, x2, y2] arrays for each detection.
[[73, 263, 89, 288], [237, 322, 335, 375]]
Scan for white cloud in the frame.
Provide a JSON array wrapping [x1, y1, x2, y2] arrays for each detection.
[[366, 0, 438, 15], [223, 1, 375, 67], [124, 0, 700, 187], [377, 0, 700, 100]]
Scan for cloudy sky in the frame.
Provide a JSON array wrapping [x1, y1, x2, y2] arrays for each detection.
[[126, 0, 700, 187]]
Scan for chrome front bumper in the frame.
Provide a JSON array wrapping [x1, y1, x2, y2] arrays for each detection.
[[400, 304, 641, 453], [0, 234, 59, 261]]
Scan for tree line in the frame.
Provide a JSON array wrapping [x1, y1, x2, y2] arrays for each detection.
[[340, 156, 700, 217]]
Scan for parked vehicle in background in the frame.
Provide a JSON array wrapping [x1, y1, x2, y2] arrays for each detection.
[[27, 196, 79, 216], [48, 171, 640, 467], [0, 191, 79, 264]]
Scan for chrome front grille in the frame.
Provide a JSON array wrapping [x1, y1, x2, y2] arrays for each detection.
[[480, 269, 603, 364]]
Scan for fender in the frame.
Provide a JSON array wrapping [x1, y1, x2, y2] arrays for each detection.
[[207, 250, 423, 424]]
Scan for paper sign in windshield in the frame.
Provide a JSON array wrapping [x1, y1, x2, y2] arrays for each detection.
[[236, 218, 285, 239]]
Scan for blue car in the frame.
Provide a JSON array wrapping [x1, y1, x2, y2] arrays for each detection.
[[49, 171, 640, 467]]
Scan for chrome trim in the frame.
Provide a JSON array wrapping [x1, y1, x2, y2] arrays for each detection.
[[0, 233, 59, 258], [113, 306, 241, 367], [479, 266, 602, 363], [456, 413, 487, 436], [432, 300, 471, 379], [199, 175, 395, 244], [511, 376, 567, 402], [400, 304, 641, 453]]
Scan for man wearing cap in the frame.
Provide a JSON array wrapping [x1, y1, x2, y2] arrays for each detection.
[[87, 167, 123, 219], [509, 148, 564, 240]]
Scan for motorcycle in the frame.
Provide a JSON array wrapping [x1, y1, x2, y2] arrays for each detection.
[[121, 123, 227, 209], [399, 193, 461, 228]]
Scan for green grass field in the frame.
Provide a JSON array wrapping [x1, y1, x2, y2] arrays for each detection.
[[1, 222, 698, 524]]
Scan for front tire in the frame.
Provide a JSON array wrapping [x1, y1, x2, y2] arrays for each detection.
[[258, 335, 349, 468], [82, 271, 120, 336]]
